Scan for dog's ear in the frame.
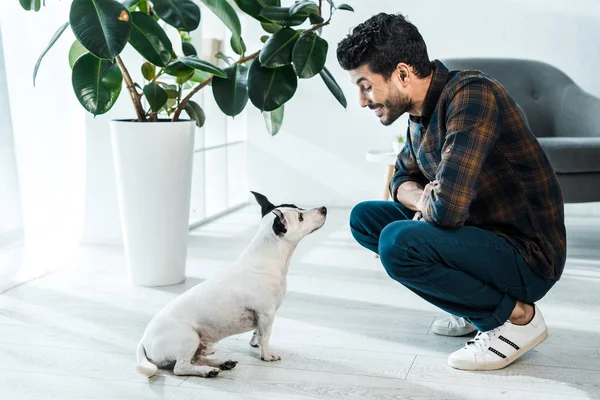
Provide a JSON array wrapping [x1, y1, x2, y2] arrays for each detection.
[[271, 209, 287, 237], [251, 191, 275, 217]]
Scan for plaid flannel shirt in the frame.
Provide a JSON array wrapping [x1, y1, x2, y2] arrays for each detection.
[[390, 60, 566, 281]]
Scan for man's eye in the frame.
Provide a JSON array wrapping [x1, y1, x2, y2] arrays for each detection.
[[298, 214, 303, 222], [365, 87, 372, 92]]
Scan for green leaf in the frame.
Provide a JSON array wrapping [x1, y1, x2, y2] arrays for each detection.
[[143, 82, 168, 113], [261, 22, 283, 33], [72, 53, 123, 116], [20, 0, 42, 11], [179, 56, 227, 78], [182, 42, 197, 56], [248, 58, 297, 112], [309, 13, 324, 24], [121, 0, 140, 7], [215, 52, 233, 65], [128, 11, 173, 67], [326, 0, 334, 7], [337, 3, 354, 11], [69, 39, 89, 69], [191, 70, 213, 83], [70, 0, 131, 60], [260, 35, 270, 43], [185, 100, 206, 127], [263, 105, 284, 136], [289, 1, 319, 17], [198, 0, 244, 55], [33, 22, 69, 86], [320, 66, 347, 108], [152, 0, 200, 31], [233, 0, 280, 22], [292, 32, 327, 79], [165, 60, 194, 77], [176, 71, 195, 85], [212, 64, 249, 117], [157, 82, 179, 98], [259, 28, 300, 68], [259, 6, 309, 26], [141, 62, 156, 80], [230, 36, 246, 56]]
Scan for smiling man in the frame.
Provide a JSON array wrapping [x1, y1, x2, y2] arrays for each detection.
[[337, 13, 567, 370]]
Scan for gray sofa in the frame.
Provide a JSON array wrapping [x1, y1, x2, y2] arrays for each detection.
[[441, 58, 600, 203]]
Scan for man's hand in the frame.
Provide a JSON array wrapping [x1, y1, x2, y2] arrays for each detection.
[[415, 180, 438, 213], [396, 181, 424, 211]]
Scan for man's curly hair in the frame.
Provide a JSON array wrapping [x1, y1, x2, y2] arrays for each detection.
[[336, 13, 433, 79]]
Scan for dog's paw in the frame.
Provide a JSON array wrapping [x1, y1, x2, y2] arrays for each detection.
[[219, 360, 238, 370], [204, 368, 220, 378], [261, 353, 281, 362], [249, 332, 260, 347]]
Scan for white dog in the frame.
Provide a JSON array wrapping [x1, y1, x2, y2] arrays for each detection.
[[134, 191, 327, 378]]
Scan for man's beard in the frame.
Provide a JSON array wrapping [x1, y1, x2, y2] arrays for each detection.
[[380, 87, 412, 126]]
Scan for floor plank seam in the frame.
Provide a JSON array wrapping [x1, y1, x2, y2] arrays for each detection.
[[0, 271, 51, 295], [405, 355, 417, 379], [426, 316, 436, 335]]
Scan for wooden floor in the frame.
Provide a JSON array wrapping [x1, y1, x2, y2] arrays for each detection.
[[1, 204, 600, 399]]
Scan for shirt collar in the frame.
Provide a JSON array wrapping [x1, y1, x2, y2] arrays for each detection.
[[410, 59, 449, 125]]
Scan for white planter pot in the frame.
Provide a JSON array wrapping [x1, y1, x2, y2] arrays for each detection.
[[110, 119, 195, 286]]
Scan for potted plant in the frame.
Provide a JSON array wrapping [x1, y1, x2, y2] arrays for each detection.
[[392, 133, 405, 154], [19, 0, 351, 286]]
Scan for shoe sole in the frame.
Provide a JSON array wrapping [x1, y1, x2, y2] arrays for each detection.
[[447, 328, 548, 371], [432, 325, 477, 337]]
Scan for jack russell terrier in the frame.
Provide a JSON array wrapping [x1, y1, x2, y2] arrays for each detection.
[[135, 191, 327, 378]]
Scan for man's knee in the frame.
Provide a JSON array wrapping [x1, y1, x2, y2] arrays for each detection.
[[378, 221, 426, 280], [349, 201, 377, 231]]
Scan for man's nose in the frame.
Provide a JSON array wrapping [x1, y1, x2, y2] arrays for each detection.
[[359, 91, 369, 108]]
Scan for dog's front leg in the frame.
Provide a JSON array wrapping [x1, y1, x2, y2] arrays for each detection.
[[257, 311, 280, 361]]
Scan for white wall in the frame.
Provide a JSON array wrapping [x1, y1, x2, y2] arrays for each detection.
[[0, 24, 23, 243], [245, 0, 600, 211], [0, 2, 86, 262]]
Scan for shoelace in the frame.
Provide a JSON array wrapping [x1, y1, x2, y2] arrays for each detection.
[[465, 327, 502, 353]]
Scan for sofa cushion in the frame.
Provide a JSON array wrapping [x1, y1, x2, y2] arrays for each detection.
[[536, 137, 600, 173]]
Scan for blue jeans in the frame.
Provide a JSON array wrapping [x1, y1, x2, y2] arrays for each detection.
[[349, 201, 556, 331]]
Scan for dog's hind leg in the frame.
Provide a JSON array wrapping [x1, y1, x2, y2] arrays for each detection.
[[249, 329, 260, 347], [172, 329, 221, 378], [193, 356, 238, 371]]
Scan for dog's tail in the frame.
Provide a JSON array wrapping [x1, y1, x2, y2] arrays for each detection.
[[135, 338, 158, 378]]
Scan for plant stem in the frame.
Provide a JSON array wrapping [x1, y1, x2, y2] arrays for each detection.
[[115, 55, 146, 122], [171, 50, 261, 121], [318, 0, 322, 16], [304, 19, 330, 35]]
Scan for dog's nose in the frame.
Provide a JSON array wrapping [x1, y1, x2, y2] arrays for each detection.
[[319, 206, 327, 215]]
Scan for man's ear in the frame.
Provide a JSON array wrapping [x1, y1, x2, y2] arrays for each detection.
[[271, 209, 287, 237], [395, 62, 410, 83], [251, 191, 275, 217]]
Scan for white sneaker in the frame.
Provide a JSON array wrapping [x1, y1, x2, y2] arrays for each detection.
[[432, 314, 477, 337], [447, 304, 548, 371]]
